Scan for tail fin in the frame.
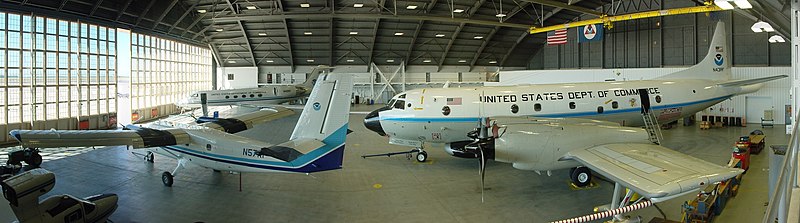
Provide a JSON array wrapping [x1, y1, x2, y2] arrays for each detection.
[[657, 21, 731, 81], [291, 73, 353, 145], [299, 65, 334, 89]]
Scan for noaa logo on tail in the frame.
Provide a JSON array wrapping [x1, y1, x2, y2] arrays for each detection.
[[714, 54, 724, 66], [313, 102, 321, 111]]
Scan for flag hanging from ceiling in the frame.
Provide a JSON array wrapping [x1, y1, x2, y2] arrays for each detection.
[[578, 24, 603, 43], [547, 29, 568, 45]]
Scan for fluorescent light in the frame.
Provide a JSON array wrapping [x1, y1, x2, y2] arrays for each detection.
[[246, 5, 257, 10], [215, 28, 224, 32], [474, 36, 484, 39], [495, 13, 506, 18], [714, 0, 734, 9], [489, 61, 497, 64], [458, 59, 467, 63], [197, 9, 207, 13], [346, 59, 355, 62], [386, 59, 395, 62], [733, 0, 752, 9], [227, 60, 236, 63], [266, 60, 274, 63], [300, 3, 310, 8], [354, 3, 364, 8], [258, 33, 267, 36], [394, 32, 404, 36], [304, 31, 313, 35], [769, 35, 785, 43], [435, 34, 445, 38], [406, 5, 418, 10], [453, 9, 464, 13], [349, 31, 358, 35], [423, 59, 431, 63], [307, 59, 315, 62]]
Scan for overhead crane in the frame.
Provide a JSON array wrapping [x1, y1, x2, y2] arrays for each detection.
[[528, 2, 726, 34]]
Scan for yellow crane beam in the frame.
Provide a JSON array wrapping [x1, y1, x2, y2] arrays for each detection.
[[529, 4, 725, 34]]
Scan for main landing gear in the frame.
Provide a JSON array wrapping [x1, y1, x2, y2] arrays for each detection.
[[570, 166, 592, 187], [162, 158, 187, 187], [362, 147, 428, 163]]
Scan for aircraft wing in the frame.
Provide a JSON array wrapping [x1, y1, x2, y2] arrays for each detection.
[[9, 127, 191, 149], [560, 143, 743, 202], [198, 107, 295, 134]]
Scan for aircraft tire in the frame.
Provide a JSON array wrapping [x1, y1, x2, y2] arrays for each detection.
[[162, 172, 174, 187], [571, 167, 591, 187], [27, 152, 42, 168], [416, 151, 428, 162], [146, 152, 154, 163]]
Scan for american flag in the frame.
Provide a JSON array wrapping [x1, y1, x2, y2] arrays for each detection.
[[447, 97, 462, 105], [547, 29, 568, 45]]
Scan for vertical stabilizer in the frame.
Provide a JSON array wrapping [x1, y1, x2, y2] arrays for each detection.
[[299, 65, 334, 89], [656, 21, 731, 80], [291, 73, 353, 146]]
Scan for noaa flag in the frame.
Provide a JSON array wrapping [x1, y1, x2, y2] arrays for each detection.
[[578, 24, 603, 43]]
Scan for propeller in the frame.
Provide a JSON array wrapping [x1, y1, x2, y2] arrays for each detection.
[[467, 116, 493, 203]]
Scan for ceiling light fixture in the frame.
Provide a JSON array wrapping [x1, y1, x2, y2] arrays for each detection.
[[435, 34, 445, 37], [354, 3, 364, 8], [732, 0, 752, 9], [406, 5, 418, 10], [216, 28, 224, 32], [197, 9, 207, 13], [304, 31, 313, 35], [349, 31, 358, 35], [246, 5, 257, 10], [347, 59, 355, 62], [394, 32, 404, 36], [227, 60, 237, 63], [453, 9, 464, 13], [474, 36, 484, 39], [266, 60, 274, 63], [458, 59, 467, 63], [489, 60, 497, 64], [713, 0, 734, 9], [495, 13, 506, 18], [307, 59, 315, 62], [769, 35, 786, 43], [300, 3, 310, 8], [258, 33, 267, 36], [387, 59, 395, 62], [751, 21, 775, 33], [423, 59, 432, 63]]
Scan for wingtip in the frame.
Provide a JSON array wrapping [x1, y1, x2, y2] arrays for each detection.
[[8, 130, 21, 142]]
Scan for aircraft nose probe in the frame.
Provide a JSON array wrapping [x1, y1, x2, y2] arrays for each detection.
[[363, 108, 386, 136]]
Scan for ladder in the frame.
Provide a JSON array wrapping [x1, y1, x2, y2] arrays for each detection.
[[641, 112, 663, 145]]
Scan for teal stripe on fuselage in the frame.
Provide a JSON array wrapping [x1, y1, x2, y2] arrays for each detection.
[[161, 125, 348, 169], [206, 95, 299, 103], [380, 95, 731, 122]]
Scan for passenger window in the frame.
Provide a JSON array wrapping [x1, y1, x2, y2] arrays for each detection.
[[511, 104, 519, 114], [612, 101, 618, 109], [393, 100, 405, 109], [597, 106, 604, 114], [655, 95, 662, 103], [250, 94, 255, 98], [407, 103, 412, 108], [242, 95, 247, 98], [534, 103, 541, 112], [258, 94, 263, 97], [225, 96, 230, 99], [234, 95, 238, 98], [569, 102, 576, 109], [442, 106, 451, 116]]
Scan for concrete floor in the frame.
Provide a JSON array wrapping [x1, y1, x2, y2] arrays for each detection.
[[0, 105, 789, 223]]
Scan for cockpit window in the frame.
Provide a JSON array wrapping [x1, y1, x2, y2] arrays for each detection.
[[398, 94, 406, 99], [192, 93, 199, 97], [393, 100, 406, 109], [387, 99, 396, 107]]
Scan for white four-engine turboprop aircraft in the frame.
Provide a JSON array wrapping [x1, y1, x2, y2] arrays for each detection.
[[10, 73, 353, 187], [363, 21, 782, 187], [176, 65, 334, 108]]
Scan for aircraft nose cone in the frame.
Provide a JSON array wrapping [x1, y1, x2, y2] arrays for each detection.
[[364, 109, 386, 136]]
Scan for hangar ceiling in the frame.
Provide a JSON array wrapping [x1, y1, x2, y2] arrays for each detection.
[[1, 0, 790, 71]]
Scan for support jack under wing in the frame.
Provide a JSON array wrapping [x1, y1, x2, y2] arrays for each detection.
[[560, 143, 743, 203]]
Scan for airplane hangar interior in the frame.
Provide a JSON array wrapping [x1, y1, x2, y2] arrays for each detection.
[[0, 0, 799, 222]]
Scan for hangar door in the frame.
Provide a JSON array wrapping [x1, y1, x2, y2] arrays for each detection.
[[746, 96, 773, 123]]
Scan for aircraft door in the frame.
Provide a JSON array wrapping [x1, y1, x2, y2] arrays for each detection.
[[638, 89, 651, 113]]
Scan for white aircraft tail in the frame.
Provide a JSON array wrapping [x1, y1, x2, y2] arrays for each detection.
[[299, 65, 334, 89], [291, 73, 353, 143], [656, 21, 731, 81]]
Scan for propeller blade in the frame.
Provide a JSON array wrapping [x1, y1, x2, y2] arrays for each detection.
[[479, 145, 486, 203]]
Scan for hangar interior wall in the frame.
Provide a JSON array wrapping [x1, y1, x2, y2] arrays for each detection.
[[530, 1, 791, 70]]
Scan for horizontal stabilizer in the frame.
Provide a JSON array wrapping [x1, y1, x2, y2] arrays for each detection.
[[561, 143, 742, 202], [717, 75, 788, 87], [9, 127, 191, 149]]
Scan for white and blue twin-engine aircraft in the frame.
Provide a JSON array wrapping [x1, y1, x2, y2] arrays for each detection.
[[10, 73, 353, 187], [363, 21, 781, 194], [176, 65, 334, 108]]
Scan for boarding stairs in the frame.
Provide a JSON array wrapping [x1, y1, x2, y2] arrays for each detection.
[[642, 112, 663, 145]]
